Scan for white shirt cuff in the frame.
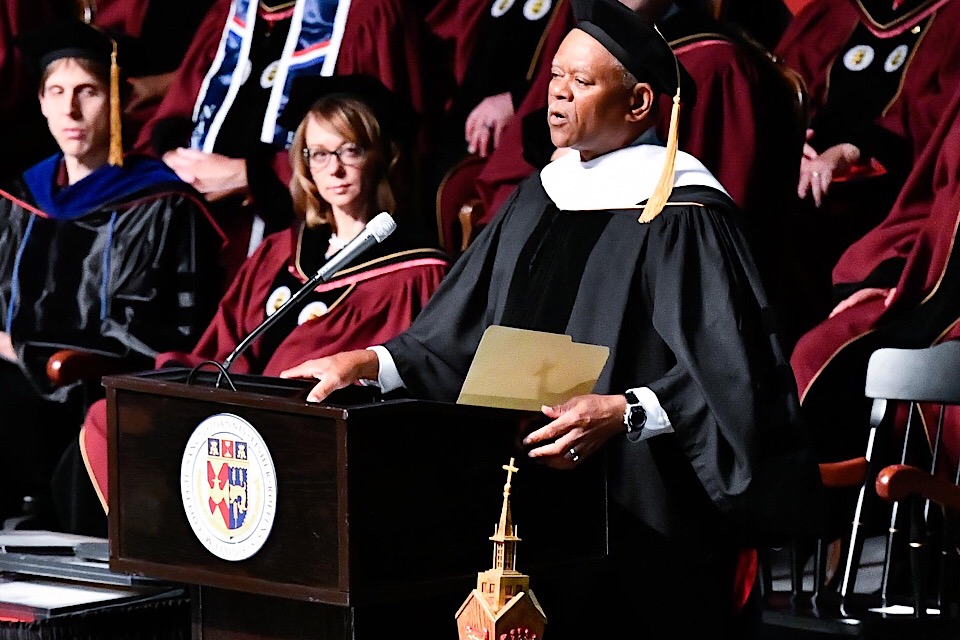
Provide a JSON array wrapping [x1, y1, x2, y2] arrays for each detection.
[[364, 345, 405, 393], [626, 386, 673, 441]]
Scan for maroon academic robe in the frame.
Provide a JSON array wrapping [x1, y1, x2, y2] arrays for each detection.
[[773, 0, 960, 333], [419, 0, 514, 160], [79, 222, 450, 507], [776, 0, 960, 170], [421, 0, 566, 197], [421, 0, 490, 100], [789, 83, 960, 464]]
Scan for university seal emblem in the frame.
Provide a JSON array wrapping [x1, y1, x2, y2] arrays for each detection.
[[181, 413, 278, 561]]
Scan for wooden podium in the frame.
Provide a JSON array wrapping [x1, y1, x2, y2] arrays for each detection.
[[102, 369, 608, 639]]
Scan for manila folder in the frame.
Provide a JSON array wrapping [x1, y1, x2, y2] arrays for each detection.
[[456, 325, 610, 411]]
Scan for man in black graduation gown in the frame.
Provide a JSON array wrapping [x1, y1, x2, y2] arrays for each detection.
[[282, 0, 824, 635]]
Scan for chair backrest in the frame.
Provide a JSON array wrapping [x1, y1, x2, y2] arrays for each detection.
[[435, 155, 486, 258], [761, 341, 960, 637], [865, 342, 960, 404], [837, 342, 960, 617]]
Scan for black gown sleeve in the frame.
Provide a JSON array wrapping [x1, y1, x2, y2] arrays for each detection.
[[383, 184, 526, 400], [637, 205, 766, 513]]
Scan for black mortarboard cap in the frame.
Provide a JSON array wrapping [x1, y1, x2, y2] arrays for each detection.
[[278, 73, 415, 145], [17, 17, 115, 72], [573, 0, 696, 105]]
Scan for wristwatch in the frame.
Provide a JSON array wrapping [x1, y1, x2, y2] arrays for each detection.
[[623, 389, 647, 434]]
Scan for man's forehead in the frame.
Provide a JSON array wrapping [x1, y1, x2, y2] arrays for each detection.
[[553, 28, 619, 71], [44, 59, 104, 86]]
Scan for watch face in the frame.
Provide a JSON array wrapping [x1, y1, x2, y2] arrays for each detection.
[[627, 404, 646, 431]]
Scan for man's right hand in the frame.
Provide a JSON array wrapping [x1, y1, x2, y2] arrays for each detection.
[[163, 148, 249, 201], [279, 349, 380, 403], [829, 287, 896, 318]]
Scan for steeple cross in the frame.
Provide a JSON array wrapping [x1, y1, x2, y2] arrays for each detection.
[[502, 458, 519, 496]]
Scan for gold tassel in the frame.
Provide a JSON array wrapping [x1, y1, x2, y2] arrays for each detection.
[[638, 87, 680, 223], [108, 40, 123, 167]]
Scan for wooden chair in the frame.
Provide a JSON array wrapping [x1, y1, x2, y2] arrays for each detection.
[[761, 342, 960, 638], [435, 154, 486, 258]]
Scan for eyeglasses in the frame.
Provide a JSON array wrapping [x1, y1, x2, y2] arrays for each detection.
[[302, 144, 366, 168]]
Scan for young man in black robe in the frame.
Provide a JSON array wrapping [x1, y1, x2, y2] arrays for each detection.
[[0, 18, 223, 531], [282, 0, 824, 635]]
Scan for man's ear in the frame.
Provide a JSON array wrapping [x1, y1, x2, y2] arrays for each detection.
[[38, 91, 50, 120], [626, 82, 655, 123]]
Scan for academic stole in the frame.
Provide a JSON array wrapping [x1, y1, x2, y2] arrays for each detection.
[[190, 0, 352, 150]]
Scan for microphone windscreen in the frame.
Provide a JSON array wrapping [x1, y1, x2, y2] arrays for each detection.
[[367, 212, 397, 243]]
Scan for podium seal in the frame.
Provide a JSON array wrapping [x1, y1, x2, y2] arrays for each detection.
[[180, 413, 278, 561]]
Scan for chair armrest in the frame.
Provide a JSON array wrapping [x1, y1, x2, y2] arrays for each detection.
[[46, 349, 145, 388], [819, 457, 868, 488], [876, 463, 960, 513], [458, 198, 485, 254]]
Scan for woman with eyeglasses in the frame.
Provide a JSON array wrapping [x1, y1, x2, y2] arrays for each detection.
[[75, 75, 451, 517]]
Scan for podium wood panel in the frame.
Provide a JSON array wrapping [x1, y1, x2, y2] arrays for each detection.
[[104, 369, 607, 613]]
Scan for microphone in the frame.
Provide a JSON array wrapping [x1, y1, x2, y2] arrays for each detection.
[[310, 211, 397, 283], [220, 212, 397, 374]]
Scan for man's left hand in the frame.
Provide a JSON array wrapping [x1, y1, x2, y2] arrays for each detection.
[[522, 393, 627, 468]]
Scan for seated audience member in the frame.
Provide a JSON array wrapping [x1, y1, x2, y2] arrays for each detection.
[[281, 2, 824, 636], [135, 0, 429, 279], [78, 74, 451, 515], [790, 84, 960, 467], [0, 18, 223, 529], [774, 0, 960, 327]]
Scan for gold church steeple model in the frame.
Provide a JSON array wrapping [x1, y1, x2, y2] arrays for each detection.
[[455, 459, 547, 640]]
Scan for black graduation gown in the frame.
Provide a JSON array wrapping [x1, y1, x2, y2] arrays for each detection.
[[385, 175, 823, 542], [0, 174, 223, 401]]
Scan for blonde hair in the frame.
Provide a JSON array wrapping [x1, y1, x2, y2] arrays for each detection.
[[288, 96, 401, 229]]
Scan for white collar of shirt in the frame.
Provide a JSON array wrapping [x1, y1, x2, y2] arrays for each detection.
[[540, 143, 728, 211]]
